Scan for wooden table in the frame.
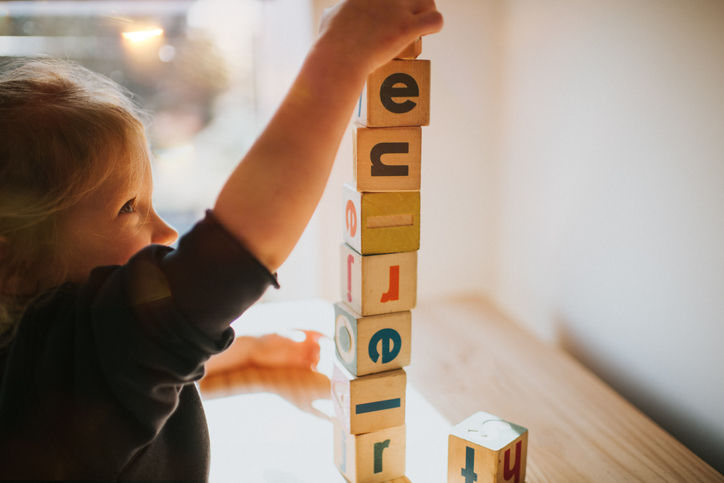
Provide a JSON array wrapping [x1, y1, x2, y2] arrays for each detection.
[[199, 298, 723, 482]]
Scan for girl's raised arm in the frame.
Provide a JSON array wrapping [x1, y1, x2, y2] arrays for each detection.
[[213, 0, 442, 271]]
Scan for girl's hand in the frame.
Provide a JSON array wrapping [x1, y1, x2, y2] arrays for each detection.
[[248, 331, 322, 370], [316, 0, 443, 76], [204, 331, 322, 377]]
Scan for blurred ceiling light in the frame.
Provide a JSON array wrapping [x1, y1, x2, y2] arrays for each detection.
[[122, 28, 164, 43]]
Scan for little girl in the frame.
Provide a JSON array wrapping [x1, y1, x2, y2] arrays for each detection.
[[0, 0, 442, 479]]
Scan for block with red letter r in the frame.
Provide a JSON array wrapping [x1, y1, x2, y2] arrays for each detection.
[[340, 243, 417, 316], [448, 411, 528, 483]]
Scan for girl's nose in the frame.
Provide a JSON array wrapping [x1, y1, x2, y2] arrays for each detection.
[[150, 210, 178, 246]]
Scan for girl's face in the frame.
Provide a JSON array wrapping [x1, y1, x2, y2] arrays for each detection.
[[59, 151, 177, 284]]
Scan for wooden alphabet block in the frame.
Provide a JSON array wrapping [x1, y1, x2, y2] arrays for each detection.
[[341, 244, 417, 316], [343, 184, 420, 255], [331, 361, 406, 435], [334, 302, 411, 376], [357, 59, 430, 127], [354, 126, 421, 192], [334, 420, 406, 483], [396, 37, 422, 59], [448, 412, 528, 483]]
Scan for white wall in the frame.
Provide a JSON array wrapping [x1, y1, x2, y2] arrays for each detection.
[[490, 0, 724, 471]]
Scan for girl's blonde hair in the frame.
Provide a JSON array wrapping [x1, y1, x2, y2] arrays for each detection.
[[0, 57, 149, 344]]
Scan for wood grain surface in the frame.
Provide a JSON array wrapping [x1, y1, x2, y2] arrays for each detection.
[[407, 296, 723, 482]]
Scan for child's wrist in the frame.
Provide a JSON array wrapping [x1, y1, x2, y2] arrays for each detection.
[[309, 34, 374, 87]]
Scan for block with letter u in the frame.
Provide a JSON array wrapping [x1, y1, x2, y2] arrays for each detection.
[[353, 125, 421, 192]]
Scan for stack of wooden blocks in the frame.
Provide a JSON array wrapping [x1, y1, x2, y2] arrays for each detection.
[[332, 37, 427, 483]]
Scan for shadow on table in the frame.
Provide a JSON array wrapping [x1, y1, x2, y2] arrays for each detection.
[[199, 366, 332, 421]]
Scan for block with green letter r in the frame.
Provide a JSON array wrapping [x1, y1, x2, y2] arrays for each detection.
[[333, 420, 406, 483]]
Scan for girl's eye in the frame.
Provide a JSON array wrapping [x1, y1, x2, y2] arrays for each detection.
[[119, 198, 137, 215]]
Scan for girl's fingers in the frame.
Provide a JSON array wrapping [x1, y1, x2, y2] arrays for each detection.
[[410, 0, 439, 15], [415, 10, 444, 35], [302, 330, 324, 343]]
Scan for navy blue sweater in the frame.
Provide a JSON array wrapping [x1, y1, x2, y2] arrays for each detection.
[[0, 212, 278, 480]]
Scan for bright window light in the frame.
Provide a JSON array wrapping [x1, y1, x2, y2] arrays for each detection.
[[121, 28, 164, 43]]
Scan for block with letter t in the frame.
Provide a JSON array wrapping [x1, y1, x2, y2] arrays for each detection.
[[354, 125, 421, 192], [334, 302, 411, 377], [331, 360, 406, 435], [343, 183, 420, 255], [448, 411, 528, 483], [357, 59, 430, 127], [334, 420, 406, 483], [396, 37, 422, 59], [340, 243, 417, 316]]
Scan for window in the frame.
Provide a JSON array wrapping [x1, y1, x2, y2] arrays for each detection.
[[1, 0, 322, 301]]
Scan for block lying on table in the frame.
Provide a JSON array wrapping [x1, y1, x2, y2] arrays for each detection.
[[334, 420, 406, 483], [448, 411, 528, 483]]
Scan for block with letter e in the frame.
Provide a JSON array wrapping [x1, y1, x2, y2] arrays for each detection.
[[448, 411, 528, 483], [341, 243, 417, 316], [334, 420, 406, 483], [343, 184, 420, 255], [334, 302, 411, 377], [357, 59, 430, 127], [331, 361, 406, 435], [354, 125, 421, 192]]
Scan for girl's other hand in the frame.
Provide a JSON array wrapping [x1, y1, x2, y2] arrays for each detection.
[[316, 0, 443, 76], [204, 331, 322, 378], [249, 331, 322, 370]]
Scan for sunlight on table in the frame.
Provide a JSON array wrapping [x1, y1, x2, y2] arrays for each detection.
[[202, 300, 451, 482]]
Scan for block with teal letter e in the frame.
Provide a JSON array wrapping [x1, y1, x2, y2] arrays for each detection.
[[331, 360, 406, 435], [334, 302, 411, 377], [333, 420, 406, 483], [448, 411, 528, 483]]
